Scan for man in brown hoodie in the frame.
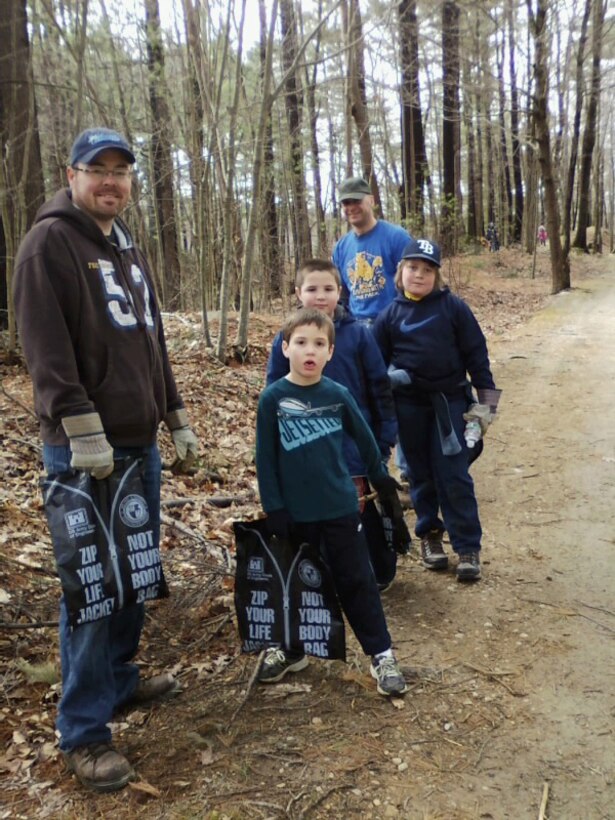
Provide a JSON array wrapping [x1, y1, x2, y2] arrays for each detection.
[[13, 127, 198, 792]]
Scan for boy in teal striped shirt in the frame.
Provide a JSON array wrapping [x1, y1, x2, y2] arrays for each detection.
[[255, 308, 408, 696]]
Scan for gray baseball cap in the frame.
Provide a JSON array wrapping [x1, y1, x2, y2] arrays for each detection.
[[339, 177, 371, 200]]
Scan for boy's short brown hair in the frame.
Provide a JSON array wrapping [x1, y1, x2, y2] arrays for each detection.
[[282, 308, 335, 346], [295, 259, 341, 288]]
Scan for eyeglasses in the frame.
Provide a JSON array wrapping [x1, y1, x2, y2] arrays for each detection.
[[72, 167, 133, 180]]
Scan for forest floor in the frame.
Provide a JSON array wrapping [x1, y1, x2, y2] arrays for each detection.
[[0, 246, 614, 820]]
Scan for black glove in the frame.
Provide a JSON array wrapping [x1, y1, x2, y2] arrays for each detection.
[[371, 474, 403, 503], [378, 492, 412, 555], [265, 509, 292, 540]]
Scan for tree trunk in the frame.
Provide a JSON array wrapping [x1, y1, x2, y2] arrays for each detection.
[[399, 0, 429, 232], [0, 0, 44, 340], [562, 0, 591, 260], [346, 0, 381, 212], [441, 0, 461, 254], [572, 0, 606, 251], [144, 0, 181, 306], [506, 0, 524, 242], [527, 0, 569, 293], [280, 0, 311, 266]]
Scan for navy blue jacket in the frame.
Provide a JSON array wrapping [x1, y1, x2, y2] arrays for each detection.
[[372, 288, 496, 399], [266, 307, 397, 475]]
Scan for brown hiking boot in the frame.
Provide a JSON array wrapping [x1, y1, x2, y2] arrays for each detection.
[[130, 672, 181, 705], [64, 743, 135, 792], [420, 529, 448, 570]]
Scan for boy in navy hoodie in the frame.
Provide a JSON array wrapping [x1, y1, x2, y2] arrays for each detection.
[[267, 260, 406, 588], [256, 309, 408, 696], [373, 239, 501, 581]]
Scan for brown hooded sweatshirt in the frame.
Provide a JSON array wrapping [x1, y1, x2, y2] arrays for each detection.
[[13, 189, 184, 447]]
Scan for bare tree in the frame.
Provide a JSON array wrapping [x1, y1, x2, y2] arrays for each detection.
[[0, 0, 44, 344], [572, 0, 607, 251], [527, 0, 569, 293], [345, 0, 381, 211], [441, 0, 461, 254], [399, 0, 429, 232], [144, 0, 181, 306]]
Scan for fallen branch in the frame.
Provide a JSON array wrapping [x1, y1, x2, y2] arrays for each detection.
[[538, 781, 550, 820], [462, 662, 527, 696], [228, 650, 265, 725], [0, 554, 57, 578], [161, 494, 254, 509], [1, 382, 37, 420], [297, 784, 353, 819], [0, 620, 58, 630], [522, 598, 615, 635], [160, 512, 232, 571], [575, 600, 615, 618]]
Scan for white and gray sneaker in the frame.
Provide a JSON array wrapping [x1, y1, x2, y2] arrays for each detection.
[[258, 647, 308, 683], [370, 654, 409, 696]]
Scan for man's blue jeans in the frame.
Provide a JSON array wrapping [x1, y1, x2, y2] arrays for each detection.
[[43, 443, 161, 752]]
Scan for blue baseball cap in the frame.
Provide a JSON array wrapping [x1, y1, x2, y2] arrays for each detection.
[[70, 128, 135, 166], [401, 238, 442, 268]]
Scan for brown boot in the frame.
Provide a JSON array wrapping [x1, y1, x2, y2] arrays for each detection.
[[130, 672, 181, 705], [420, 530, 448, 570], [64, 743, 135, 792]]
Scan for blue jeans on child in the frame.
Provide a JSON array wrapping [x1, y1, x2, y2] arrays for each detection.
[[43, 443, 161, 752], [395, 396, 482, 554]]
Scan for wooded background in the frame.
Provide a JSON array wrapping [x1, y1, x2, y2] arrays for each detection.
[[0, 0, 613, 359]]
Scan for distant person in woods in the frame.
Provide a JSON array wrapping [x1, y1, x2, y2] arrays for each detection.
[[333, 176, 412, 324], [537, 225, 547, 246], [256, 308, 409, 697], [486, 222, 500, 252], [373, 239, 501, 582], [13, 127, 199, 792]]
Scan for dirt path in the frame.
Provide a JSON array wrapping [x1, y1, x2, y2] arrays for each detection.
[[2, 263, 614, 819], [458, 268, 615, 819]]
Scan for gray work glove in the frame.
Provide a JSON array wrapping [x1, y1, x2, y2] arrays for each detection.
[[463, 403, 492, 435], [387, 364, 412, 389], [165, 408, 199, 474], [62, 413, 114, 479], [464, 388, 502, 435]]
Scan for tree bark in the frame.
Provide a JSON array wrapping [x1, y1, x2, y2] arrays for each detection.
[[399, 0, 429, 232], [144, 0, 181, 306], [527, 0, 569, 293], [572, 0, 606, 251], [441, 0, 461, 254], [0, 0, 44, 341], [346, 0, 381, 212]]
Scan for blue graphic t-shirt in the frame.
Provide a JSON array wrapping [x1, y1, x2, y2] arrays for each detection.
[[332, 220, 411, 320], [256, 376, 388, 523]]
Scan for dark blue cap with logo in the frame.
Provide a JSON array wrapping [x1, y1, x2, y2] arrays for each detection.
[[70, 128, 136, 166], [401, 238, 442, 268]]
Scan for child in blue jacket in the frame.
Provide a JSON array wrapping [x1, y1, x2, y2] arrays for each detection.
[[373, 239, 501, 581], [267, 259, 405, 587]]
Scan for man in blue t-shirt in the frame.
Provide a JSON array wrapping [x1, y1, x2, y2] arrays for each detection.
[[333, 177, 411, 322]]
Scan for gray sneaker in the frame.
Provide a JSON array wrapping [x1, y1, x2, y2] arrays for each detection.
[[64, 743, 135, 792], [258, 648, 308, 683], [420, 529, 448, 570], [370, 654, 409, 697], [456, 551, 481, 581]]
